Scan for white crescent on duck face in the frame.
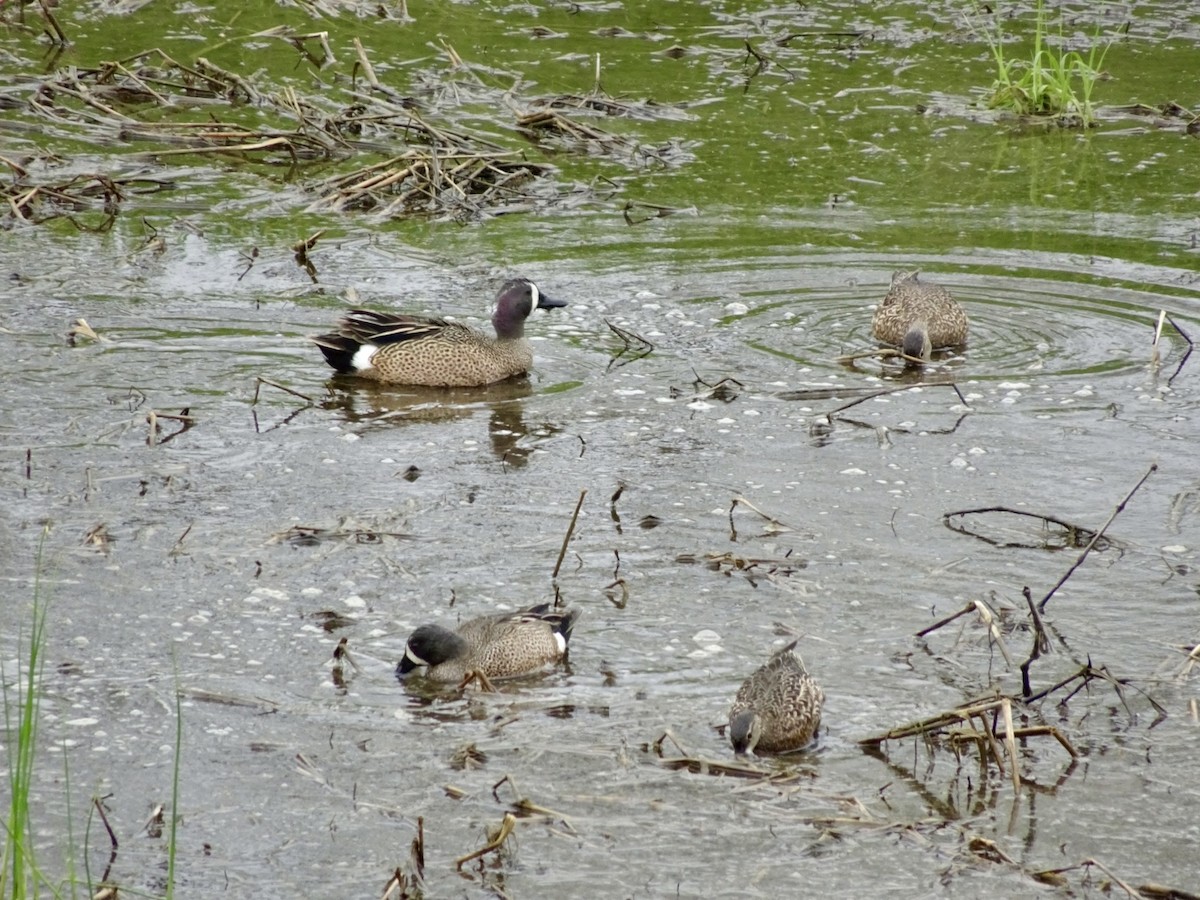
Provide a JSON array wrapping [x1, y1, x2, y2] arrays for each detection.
[[312, 278, 567, 387], [396, 604, 582, 683]]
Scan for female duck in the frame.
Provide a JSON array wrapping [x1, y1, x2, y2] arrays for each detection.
[[871, 270, 968, 362], [728, 641, 824, 755]]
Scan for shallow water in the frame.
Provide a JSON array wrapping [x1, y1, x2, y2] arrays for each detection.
[[3, 1, 1200, 898]]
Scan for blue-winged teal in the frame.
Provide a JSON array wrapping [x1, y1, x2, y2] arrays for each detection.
[[871, 270, 968, 361], [396, 604, 581, 683], [312, 278, 566, 387], [728, 641, 824, 755]]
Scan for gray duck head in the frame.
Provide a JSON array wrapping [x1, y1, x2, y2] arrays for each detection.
[[492, 278, 566, 339], [729, 709, 761, 755], [902, 320, 933, 362]]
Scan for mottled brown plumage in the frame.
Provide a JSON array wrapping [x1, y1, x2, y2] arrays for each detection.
[[728, 641, 824, 755], [396, 604, 581, 683], [312, 278, 566, 387], [871, 270, 968, 361]]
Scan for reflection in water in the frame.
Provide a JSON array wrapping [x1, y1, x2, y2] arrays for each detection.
[[488, 399, 563, 468], [320, 375, 534, 425], [318, 376, 562, 466], [869, 350, 968, 382]]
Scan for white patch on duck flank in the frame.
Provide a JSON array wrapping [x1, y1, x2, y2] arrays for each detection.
[[351, 343, 378, 372], [553, 631, 568, 655]]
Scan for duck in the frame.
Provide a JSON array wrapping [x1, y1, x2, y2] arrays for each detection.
[[728, 641, 824, 755], [871, 270, 968, 362], [312, 277, 566, 387], [396, 603, 581, 684]]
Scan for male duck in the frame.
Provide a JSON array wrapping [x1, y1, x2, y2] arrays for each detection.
[[728, 641, 825, 755], [871, 270, 968, 362], [312, 277, 566, 387], [397, 604, 581, 684]]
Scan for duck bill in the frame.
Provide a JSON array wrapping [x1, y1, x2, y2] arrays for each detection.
[[536, 292, 567, 310]]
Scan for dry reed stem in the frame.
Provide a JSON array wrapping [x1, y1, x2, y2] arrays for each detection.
[[353, 37, 381, 89], [1152, 309, 1167, 370], [0, 154, 28, 177], [1019, 585, 1051, 698], [860, 695, 1078, 762], [649, 730, 811, 783], [1176, 642, 1200, 680], [38, 0, 68, 44], [1032, 858, 1147, 898], [67, 318, 104, 343], [1000, 698, 1019, 792], [454, 812, 517, 870], [916, 597, 1014, 666]]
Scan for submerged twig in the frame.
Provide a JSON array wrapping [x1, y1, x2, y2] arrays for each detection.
[[1018, 586, 1051, 699], [649, 730, 812, 784], [1163, 312, 1194, 387], [621, 199, 697, 225], [39, 0, 69, 46], [603, 319, 654, 371], [292, 228, 325, 281], [944, 505, 1107, 551], [728, 495, 798, 541], [253, 376, 315, 405]]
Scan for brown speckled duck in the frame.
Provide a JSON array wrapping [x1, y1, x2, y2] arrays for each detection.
[[871, 270, 968, 361], [312, 278, 566, 387], [728, 641, 824, 755], [396, 604, 581, 684]]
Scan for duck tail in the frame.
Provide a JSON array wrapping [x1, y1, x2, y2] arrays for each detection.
[[311, 333, 362, 373], [556, 607, 582, 644], [520, 604, 582, 645]]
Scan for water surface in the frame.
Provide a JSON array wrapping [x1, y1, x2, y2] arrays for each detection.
[[3, 1, 1200, 897]]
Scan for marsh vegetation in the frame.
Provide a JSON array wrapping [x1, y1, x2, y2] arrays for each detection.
[[3, 1, 1200, 898]]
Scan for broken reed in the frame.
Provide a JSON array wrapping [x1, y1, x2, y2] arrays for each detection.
[[6, 37, 699, 228], [306, 149, 550, 217]]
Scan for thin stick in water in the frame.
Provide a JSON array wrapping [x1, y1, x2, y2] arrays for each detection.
[[1037, 463, 1157, 612], [552, 490, 587, 579]]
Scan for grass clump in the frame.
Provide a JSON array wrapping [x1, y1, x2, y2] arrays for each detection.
[[2, 533, 54, 899], [974, 0, 1112, 127], [3, 533, 185, 900]]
